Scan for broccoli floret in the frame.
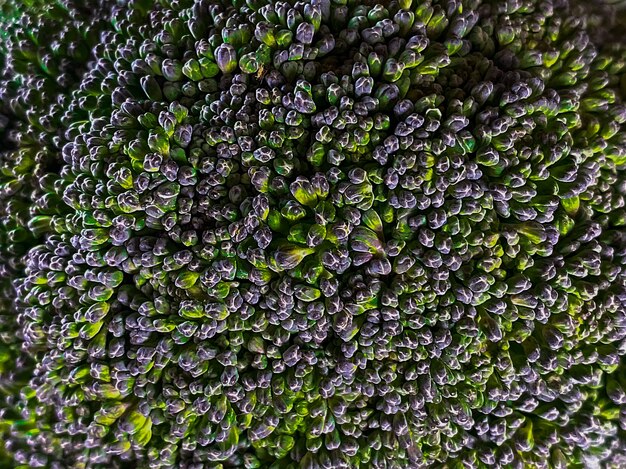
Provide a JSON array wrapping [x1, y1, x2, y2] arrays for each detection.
[[1, 0, 626, 468]]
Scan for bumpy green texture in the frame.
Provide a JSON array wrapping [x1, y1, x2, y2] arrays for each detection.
[[1, 0, 626, 468]]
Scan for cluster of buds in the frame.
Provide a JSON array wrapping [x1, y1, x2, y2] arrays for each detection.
[[1, 0, 626, 468], [0, 0, 144, 467]]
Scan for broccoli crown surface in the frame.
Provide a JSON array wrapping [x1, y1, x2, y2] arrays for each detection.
[[1, 0, 626, 468]]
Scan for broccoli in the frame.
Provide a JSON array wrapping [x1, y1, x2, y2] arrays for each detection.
[[1, 0, 626, 468]]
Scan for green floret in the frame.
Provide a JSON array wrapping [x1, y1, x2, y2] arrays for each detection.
[[1, 0, 626, 468]]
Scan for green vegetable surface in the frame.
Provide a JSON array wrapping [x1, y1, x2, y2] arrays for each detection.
[[1, 0, 626, 468]]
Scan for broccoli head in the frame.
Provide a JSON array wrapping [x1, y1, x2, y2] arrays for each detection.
[[1, 0, 626, 468]]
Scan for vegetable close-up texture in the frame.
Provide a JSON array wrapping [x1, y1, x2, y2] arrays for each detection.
[[1, 0, 626, 467]]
